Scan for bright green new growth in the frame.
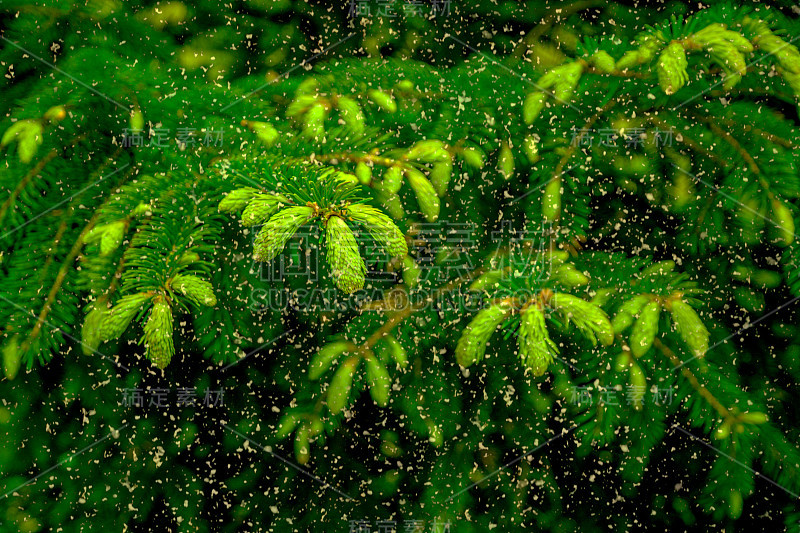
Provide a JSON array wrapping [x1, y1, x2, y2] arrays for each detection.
[[177, 251, 200, 267], [657, 42, 689, 94], [455, 303, 511, 367], [469, 270, 504, 292], [616, 34, 663, 70], [1, 119, 43, 163], [542, 178, 562, 221], [99, 292, 153, 340], [551, 293, 614, 346], [382, 165, 403, 194], [303, 103, 327, 140], [669, 299, 709, 358], [368, 89, 397, 113], [241, 200, 280, 228], [771, 198, 796, 246], [365, 354, 391, 407], [246, 121, 280, 146], [309, 341, 351, 380], [84, 220, 127, 256], [219, 179, 403, 294], [552, 263, 589, 287], [81, 305, 108, 355], [382, 335, 408, 368], [240, 193, 289, 227], [143, 296, 175, 369], [523, 134, 540, 163], [429, 158, 454, 197], [523, 92, 546, 125], [460, 147, 484, 169], [172, 274, 217, 307], [253, 205, 315, 262], [691, 24, 752, 90], [405, 140, 448, 163], [630, 300, 661, 357], [746, 17, 800, 78], [128, 106, 143, 132], [336, 96, 365, 134], [325, 215, 367, 294], [2, 335, 21, 380], [327, 357, 359, 415], [346, 203, 408, 258], [612, 295, 651, 334], [498, 143, 515, 181], [590, 50, 616, 73], [101, 222, 125, 256], [355, 162, 372, 184], [536, 61, 584, 102], [405, 167, 440, 222], [518, 304, 558, 376], [276, 412, 301, 439], [218, 187, 259, 213]]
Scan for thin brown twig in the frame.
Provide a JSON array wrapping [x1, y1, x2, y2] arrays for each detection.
[[18, 162, 132, 353], [653, 338, 734, 423], [0, 134, 86, 221], [359, 267, 488, 351], [647, 116, 730, 169]]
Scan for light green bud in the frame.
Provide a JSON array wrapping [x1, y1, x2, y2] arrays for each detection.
[[253, 206, 315, 262], [612, 295, 650, 334], [542, 178, 562, 221], [336, 96, 364, 134], [309, 341, 350, 380], [240, 193, 289, 227], [325, 215, 366, 294], [770, 198, 795, 246], [461, 147, 485, 169], [498, 143, 515, 181], [405, 168, 440, 222], [327, 357, 359, 414], [303, 103, 327, 140], [657, 42, 689, 95], [455, 303, 511, 367], [218, 187, 259, 213], [382, 165, 403, 194], [365, 354, 391, 407], [553, 263, 589, 287], [355, 162, 372, 185], [346, 203, 407, 257], [100, 292, 153, 340], [172, 274, 217, 307], [368, 89, 397, 113], [518, 304, 559, 376], [405, 140, 447, 162], [630, 300, 661, 357], [2, 335, 21, 380], [669, 299, 709, 358], [143, 297, 174, 369], [551, 292, 614, 346], [429, 157, 454, 196], [591, 50, 616, 73], [82, 305, 109, 356]]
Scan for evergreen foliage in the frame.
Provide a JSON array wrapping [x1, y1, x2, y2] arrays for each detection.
[[2, 1, 800, 531]]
